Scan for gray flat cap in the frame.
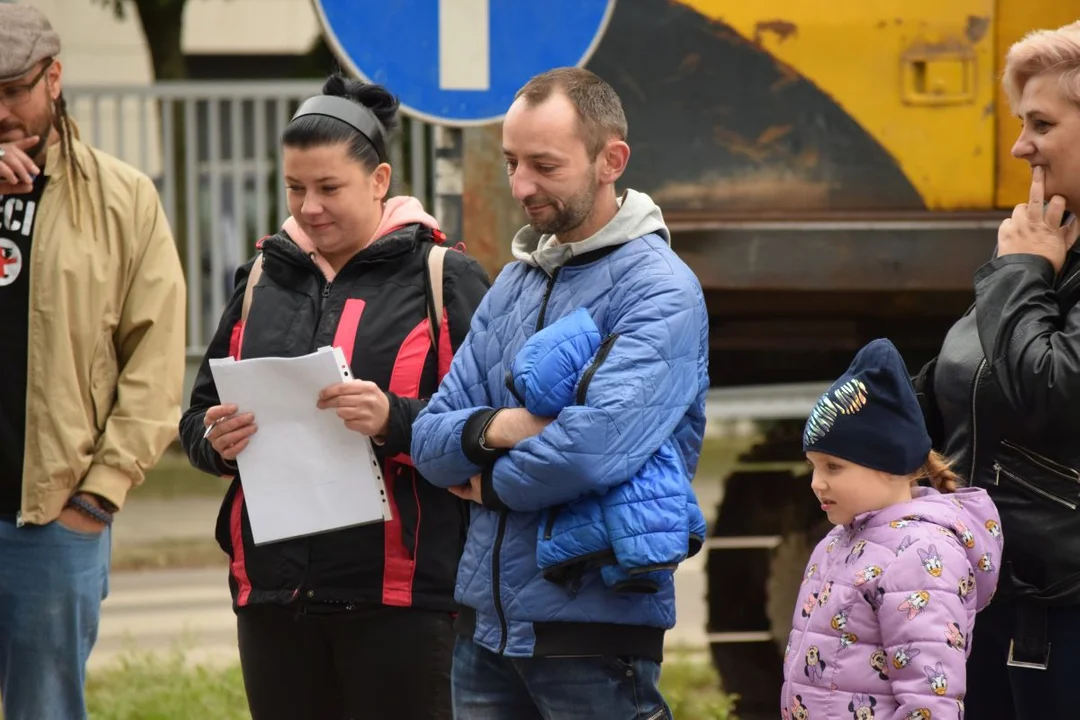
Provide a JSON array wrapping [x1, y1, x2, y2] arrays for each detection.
[[0, 4, 61, 83]]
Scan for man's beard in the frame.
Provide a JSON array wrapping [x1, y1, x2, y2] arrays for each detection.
[[527, 178, 598, 238]]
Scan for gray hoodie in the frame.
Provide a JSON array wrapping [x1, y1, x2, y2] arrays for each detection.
[[510, 189, 671, 276]]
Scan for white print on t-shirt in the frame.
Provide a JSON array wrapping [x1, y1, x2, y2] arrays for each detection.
[[1, 196, 37, 236], [0, 237, 22, 287]]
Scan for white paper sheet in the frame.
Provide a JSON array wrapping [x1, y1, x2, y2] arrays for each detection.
[[208, 346, 391, 545]]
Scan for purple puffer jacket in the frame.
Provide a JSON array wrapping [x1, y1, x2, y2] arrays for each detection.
[[781, 486, 1002, 720]]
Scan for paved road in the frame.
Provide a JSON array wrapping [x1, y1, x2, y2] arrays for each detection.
[[111, 496, 220, 547], [93, 567, 237, 671], [92, 555, 710, 672]]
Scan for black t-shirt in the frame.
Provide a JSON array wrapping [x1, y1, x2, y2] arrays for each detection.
[[0, 174, 47, 515]]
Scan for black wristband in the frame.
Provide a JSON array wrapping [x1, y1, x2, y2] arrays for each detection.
[[461, 409, 507, 466]]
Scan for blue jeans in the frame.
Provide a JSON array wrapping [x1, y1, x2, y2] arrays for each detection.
[[0, 516, 111, 720], [451, 635, 671, 719]]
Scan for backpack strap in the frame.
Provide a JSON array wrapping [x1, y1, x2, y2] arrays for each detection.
[[426, 244, 447, 348], [241, 253, 264, 325], [425, 243, 450, 380]]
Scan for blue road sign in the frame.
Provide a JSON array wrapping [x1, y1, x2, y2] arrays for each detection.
[[312, 0, 617, 126]]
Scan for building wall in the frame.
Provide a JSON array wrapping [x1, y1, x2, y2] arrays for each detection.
[[22, 0, 153, 86], [184, 0, 320, 55], [18, 0, 321, 86]]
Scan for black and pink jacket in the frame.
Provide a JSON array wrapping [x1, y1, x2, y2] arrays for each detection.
[[179, 198, 490, 613]]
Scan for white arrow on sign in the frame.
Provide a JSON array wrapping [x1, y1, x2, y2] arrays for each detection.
[[439, 0, 490, 91]]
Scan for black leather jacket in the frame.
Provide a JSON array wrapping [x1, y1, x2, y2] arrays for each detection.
[[915, 246, 1080, 606]]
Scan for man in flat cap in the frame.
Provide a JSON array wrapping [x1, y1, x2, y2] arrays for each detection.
[[0, 5, 186, 719]]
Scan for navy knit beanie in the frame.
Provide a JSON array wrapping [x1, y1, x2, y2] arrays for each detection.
[[802, 338, 932, 476]]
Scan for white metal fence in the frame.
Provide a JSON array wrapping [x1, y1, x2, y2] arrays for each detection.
[[66, 81, 434, 357]]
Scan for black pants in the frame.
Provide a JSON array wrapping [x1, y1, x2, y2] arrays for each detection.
[[966, 600, 1080, 719], [236, 603, 454, 720]]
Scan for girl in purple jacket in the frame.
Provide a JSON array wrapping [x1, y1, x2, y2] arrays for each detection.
[[781, 339, 1002, 720]]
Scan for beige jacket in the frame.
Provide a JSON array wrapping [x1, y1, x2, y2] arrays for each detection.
[[17, 136, 186, 525]]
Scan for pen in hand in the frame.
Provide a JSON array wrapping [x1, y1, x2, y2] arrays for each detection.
[[202, 404, 255, 461], [203, 417, 224, 439]]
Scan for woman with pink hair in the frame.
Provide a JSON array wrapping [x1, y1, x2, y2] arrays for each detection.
[[913, 20, 1080, 718]]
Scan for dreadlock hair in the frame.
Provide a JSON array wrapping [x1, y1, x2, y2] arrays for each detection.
[[52, 90, 89, 227]]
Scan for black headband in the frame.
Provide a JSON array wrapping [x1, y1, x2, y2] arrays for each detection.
[[291, 95, 389, 164]]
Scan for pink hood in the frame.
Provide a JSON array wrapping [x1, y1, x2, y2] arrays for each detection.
[[280, 196, 440, 281]]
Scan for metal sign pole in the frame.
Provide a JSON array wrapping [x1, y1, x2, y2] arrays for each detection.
[[433, 125, 464, 242]]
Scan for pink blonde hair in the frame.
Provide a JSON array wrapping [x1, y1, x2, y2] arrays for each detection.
[[1002, 20, 1080, 112]]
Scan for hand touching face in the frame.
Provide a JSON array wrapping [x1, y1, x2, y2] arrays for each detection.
[[997, 166, 1080, 274]]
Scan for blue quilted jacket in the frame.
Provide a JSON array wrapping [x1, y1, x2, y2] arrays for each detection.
[[509, 307, 707, 593], [412, 190, 710, 660]]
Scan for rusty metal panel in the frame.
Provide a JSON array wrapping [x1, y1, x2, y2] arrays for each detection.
[[671, 220, 999, 291]]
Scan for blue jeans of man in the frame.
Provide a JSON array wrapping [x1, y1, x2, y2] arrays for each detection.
[[0, 516, 111, 720], [451, 635, 671, 719]]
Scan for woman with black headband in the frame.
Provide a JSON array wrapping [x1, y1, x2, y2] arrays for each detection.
[[178, 72, 490, 720]]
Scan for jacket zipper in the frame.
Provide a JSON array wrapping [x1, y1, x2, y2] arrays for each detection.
[[1000, 439, 1080, 482], [994, 462, 1078, 510], [504, 371, 526, 406], [1055, 261, 1080, 298], [489, 266, 562, 652], [576, 334, 620, 405], [260, 244, 332, 600], [543, 507, 559, 541], [535, 269, 561, 332], [320, 281, 332, 312], [968, 359, 986, 482], [492, 511, 510, 653], [296, 278, 332, 600], [1059, 271, 1080, 297]]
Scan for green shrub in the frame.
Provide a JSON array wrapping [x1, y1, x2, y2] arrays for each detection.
[[84, 651, 248, 720], [660, 654, 738, 719]]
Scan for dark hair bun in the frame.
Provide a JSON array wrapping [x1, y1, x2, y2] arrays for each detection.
[[322, 72, 400, 134]]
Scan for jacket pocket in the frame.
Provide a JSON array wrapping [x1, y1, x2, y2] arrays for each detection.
[[89, 332, 118, 434], [393, 465, 419, 560], [1000, 439, 1080, 482], [993, 440, 1080, 511], [575, 334, 620, 405], [214, 477, 241, 555]]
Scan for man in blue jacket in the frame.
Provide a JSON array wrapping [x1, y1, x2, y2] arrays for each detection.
[[411, 67, 710, 718]]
